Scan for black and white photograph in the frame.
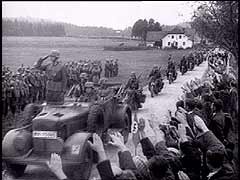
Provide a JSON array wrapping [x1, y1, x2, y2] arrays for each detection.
[[2, 1, 239, 180]]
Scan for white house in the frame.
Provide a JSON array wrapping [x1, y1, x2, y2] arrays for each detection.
[[146, 27, 193, 49]]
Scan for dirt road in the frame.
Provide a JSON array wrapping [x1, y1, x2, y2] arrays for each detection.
[[16, 61, 208, 180]]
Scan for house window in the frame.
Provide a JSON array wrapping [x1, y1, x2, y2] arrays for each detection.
[[179, 35, 182, 39], [168, 42, 170, 46], [172, 35, 174, 39], [183, 42, 186, 46]]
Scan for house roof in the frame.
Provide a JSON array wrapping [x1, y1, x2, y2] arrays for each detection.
[[146, 31, 168, 41], [168, 27, 185, 34], [146, 27, 190, 42]]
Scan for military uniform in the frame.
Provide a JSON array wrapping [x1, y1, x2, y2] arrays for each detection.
[[113, 61, 119, 77], [34, 50, 67, 105]]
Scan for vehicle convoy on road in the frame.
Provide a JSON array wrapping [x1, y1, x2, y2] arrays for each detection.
[[2, 82, 132, 180]]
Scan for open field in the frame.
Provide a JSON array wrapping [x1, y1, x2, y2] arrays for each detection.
[[2, 36, 192, 86]]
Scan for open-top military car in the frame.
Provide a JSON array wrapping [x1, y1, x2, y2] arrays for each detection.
[[2, 82, 132, 180]]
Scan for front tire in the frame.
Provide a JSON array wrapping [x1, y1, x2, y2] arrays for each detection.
[[87, 105, 104, 135], [6, 163, 26, 178]]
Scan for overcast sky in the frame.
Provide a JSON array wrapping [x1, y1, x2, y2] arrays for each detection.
[[2, 1, 198, 30]]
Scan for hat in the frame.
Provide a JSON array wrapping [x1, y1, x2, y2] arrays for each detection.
[[99, 78, 108, 84], [85, 82, 94, 88], [50, 50, 60, 58]]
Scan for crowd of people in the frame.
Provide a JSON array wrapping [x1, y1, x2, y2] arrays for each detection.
[[2, 64, 47, 117], [11, 47, 235, 180], [2, 47, 238, 180], [2, 55, 120, 117]]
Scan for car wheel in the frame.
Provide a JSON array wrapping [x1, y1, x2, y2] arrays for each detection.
[[64, 138, 93, 180], [6, 163, 26, 178], [87, 105, 104, 135]]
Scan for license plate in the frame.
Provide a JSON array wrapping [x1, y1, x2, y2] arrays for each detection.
[[33, 131, 57, 139]]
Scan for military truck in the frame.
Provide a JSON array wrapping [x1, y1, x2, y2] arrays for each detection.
[[2, 82, 132, 180]]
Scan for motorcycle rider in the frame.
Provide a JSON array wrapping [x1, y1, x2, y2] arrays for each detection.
[[149, 65, 163, 91], [180, 55, 188, 74], [187, 52, 195, 70], [167, 55, 177, 80], [124, 72, 142, 108]]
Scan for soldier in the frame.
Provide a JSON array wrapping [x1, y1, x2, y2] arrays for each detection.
[[82, 63, 90, 74], [148, 65, 163, 90], [109, 59, 114, 77], [79, 82, 98, 102], [98, 60, 103, 79], [113, 59, 119, 77], [104, 60, 110, 78], [8, 79, 17, 115], [97, 78, 114, 100], [34, 50, 67, 105], [91, 63, 101, 84], [180, 55, 188, 74], [124, 72, 142, 108], [2, 77, 8, 117], [167, 56, 177, 79]]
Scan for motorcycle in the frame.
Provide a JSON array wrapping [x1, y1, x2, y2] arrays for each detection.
[[188, 62, 194, 71], [168, 72, 173, 84], [180, 64, 188, 75], [148, 78, 164, 97], [124, 89, 146, 111]]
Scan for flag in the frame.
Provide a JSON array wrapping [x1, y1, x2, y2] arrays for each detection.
[[132, 112, 140, 155], [226, 54, 230, 75]]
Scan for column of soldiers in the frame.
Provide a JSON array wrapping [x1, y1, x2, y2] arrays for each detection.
[[2, 65, 47, 117], [65, 59, 102, 88], [104, 58, 119, 78]]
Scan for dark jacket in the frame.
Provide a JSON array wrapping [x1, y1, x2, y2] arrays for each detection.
[[140, 138, 180, 180], [196, 131, 235, 180], [209, 111, 225, 143], [35, 59, 67, 92], [208, 164, 238, 180]]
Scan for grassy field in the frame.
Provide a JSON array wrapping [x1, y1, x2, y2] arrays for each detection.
[[2, 36, 192, 86]]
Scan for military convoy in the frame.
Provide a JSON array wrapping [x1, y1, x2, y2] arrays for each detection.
[[2, 82, 132, 180]]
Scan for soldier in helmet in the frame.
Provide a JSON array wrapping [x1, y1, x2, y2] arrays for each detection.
[[167, 55, 177, 80], [124, 72, 142, 108], [97, 78, 114, 100], [79, 82, 98, 102], [125, 72, 139, 90], [113, 59, 119, 77], [148, 65, 163, 91], [91, 63, 101, 84], [34, 50, 67, 105], [104, 60, 110, 78]]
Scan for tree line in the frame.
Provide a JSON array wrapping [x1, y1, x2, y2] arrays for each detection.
[[191, 1, 238, 61], [2, 18, 66, 36], [131, 18, 162, 41]]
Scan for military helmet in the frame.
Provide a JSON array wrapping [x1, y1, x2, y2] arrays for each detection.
[[99, 78, 108, 84], [80, 73, 88, 78], [50, 50, 60, 58], [85, 81, 94, 88]]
